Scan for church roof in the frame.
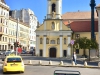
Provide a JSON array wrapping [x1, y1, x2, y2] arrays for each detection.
[[62, 11, 98, 20], [64, 21, 98, 32], [1, 0, 6, 4]]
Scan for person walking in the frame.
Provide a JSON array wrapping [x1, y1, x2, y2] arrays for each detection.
[[72, 52, 77, 65]]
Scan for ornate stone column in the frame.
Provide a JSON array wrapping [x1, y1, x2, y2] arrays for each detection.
[[67, 35, 71, 57], [43, 35, 47, 57], [36, 35, 39, 56], [60, 35, 63, 57]]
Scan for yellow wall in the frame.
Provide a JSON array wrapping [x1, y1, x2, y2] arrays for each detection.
[[73, 32, 98, 56], [38, 35, 68, 57]]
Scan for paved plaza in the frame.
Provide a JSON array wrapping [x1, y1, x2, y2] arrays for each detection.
[[0, 65, 100, 75]]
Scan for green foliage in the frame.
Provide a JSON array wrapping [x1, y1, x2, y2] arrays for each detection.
[[73, 37, 98, 50], [68, 37, 98, 50]]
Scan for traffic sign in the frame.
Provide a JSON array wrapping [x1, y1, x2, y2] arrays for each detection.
[[70, 40, 75, 45]]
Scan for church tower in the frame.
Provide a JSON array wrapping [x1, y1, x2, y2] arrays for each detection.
[[47, 0, 62, 19]]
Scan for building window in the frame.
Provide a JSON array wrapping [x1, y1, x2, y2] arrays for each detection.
[[57, 38, 60, 44], [63, 50, 67, 57], [52, 3, 56, 12], [0, 27, 2, 32], [50, 40, 55, 44], [76, 49, 79, 54], [1, 18, 2, 23], [75, 34, 80, 39], [46, 38, 49, 44], [64, 38, 66, 44], [40, 38, 43, 44], [40, 49, 43, 56]]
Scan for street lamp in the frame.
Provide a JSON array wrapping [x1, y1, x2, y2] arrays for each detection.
[[15, 18, 19, 55], [90, 0, 96, 39]]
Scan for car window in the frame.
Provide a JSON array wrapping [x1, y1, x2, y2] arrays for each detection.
[[7, 58, 21, 62]]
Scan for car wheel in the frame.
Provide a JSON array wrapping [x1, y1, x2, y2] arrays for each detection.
[[3, 72, 6, 74], [20, 71, 24, 73]]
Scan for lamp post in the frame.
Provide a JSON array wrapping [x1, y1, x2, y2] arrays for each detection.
[[90, 0, 96, 39], [16, 18, 19, 55]]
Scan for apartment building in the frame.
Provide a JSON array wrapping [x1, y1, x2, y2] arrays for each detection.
[[9, 9, 38, 50], [8, 17, 30, 50], [0, 0, 30, 51], [0, 0, 9, 50]]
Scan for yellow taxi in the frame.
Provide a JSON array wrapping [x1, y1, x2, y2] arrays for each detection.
[[2, 54, 25, 74]]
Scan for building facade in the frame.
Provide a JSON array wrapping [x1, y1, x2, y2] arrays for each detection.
[[62, 11, 98, 57], [9, 9, 38, 49], [0, 0, 9, 50], [8, 17, 30, 50], [0, 0, 30, 51], [35, 0, 72, 57]]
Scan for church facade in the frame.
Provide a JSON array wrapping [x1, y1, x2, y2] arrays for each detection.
[[35, 0, 72, 57]]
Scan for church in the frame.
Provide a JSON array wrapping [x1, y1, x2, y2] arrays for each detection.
[[35, 0, 72, 57]]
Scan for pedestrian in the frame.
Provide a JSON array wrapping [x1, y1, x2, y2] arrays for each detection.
[[32, 47, 35, 56], [72, 52, 77, 65]]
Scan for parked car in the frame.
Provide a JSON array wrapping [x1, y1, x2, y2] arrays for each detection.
[[21, 50, 27, 54]]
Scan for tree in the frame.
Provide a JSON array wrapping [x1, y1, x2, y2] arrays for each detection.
[[74, 37, 89, 57], [74, 37, 98, 58]]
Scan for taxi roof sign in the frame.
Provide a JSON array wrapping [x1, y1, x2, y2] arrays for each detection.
[[9, 53, 16, 56]]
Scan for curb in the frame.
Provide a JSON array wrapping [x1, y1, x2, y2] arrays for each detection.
[[0, 62, 100, 69], [24, 64, 100, 69]]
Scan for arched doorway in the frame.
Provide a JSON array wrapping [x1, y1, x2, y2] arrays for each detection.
[[49, 47, 56, 57]]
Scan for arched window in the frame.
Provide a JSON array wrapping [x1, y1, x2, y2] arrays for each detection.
[[46, 38, 49, 44], [52, 3, 56, 12], [51, 22, 55, 29], [40, 38, 43, 44], [57, 38, 60, 44], [64, 38, 66, 44]]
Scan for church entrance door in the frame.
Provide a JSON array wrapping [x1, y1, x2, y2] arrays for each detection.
[[49, 47, 56, 57]]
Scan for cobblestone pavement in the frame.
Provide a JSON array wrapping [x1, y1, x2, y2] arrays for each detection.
[[0, 65, 100, 75]]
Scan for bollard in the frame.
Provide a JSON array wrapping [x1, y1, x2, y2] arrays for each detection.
[[39, 60, 42, 65], [72, 61, 75, 66], [59, 61, 63, 65], [98, 62, 100, 67], [28, 60, 32, 64], [84, 61, 87, 67], [49, 60, 52, 65]]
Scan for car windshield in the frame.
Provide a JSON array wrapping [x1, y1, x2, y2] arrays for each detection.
[[7, 57, 21, 62]]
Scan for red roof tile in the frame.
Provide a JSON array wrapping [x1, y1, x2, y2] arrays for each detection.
[[64, 21, 98, 32]]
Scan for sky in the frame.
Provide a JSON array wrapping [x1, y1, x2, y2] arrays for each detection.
[[5, 0, 100, 24]]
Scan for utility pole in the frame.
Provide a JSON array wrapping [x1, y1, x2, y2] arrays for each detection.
[[16, 18, 19, 55], [90, 0, 96, 39]]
